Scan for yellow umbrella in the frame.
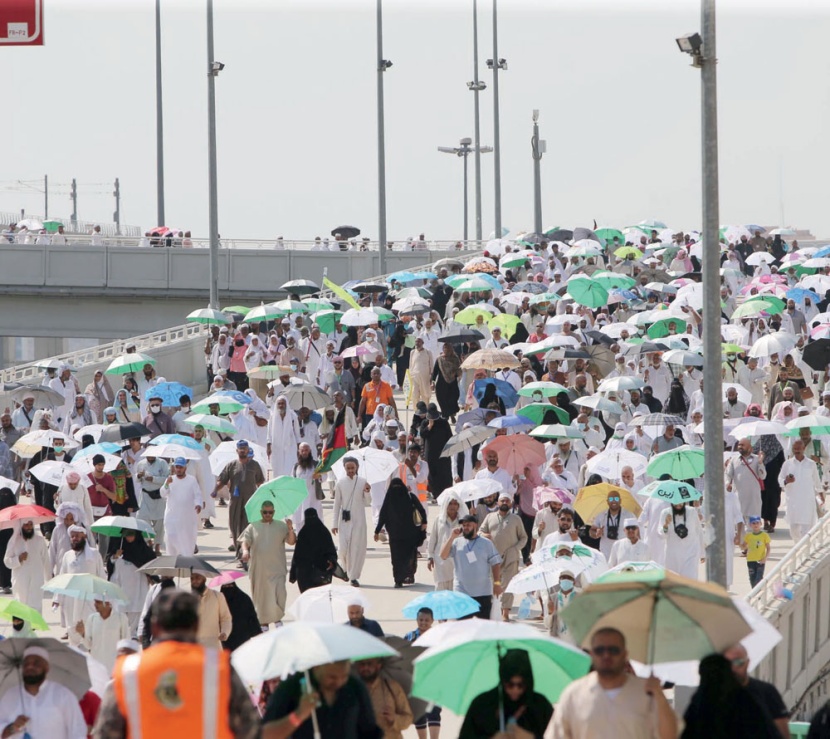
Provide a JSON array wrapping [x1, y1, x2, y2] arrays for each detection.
[[573, 483, 642, 521]]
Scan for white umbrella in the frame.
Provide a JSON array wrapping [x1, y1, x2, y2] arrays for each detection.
[[727, 420, 787, 440], [802, 257, 830, 269], [744, 252, 775, 266], [142, 443, 206, 461], [586, 450, 648, 479], [392, 297, 430, 313], [29, 460, 74, 486], [339, 308, 380, 327], [330, 448, 398, 486], [722, 383, 752, 406], [287, 584, 371, 624], [72, 452, 122, 475], [436, 478, 503, 504], [575, 394, 623, 414], [674, 283, 704, 310], [800, 275, 830, 294], [209, 440, 268, 475], [0, 476, 19, 494], [505, 555, 597, 595], [599, 323, 640, 340], [11, 430, 80, 459], [72, 424, 108, 443], [748, 332, 796, 359], [597, 376, 644, 393], [231, 622, 397, 683]]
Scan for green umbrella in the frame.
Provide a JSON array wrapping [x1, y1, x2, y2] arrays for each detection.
[[454, 277, 498, 293], [302, 297, 334, 312], [488, 313, 521, 339], [90, 515, 156, 538], [566, 277, 609, 309], [271, 299, 307, 315], [371, 306, 395, 322], [730, 300, 779, 320], [543, 226, 561, 237], [43, 219, 64, 233], [43, 573, 128, 604], [742, 295, 785, 315], [721, 343, 744, 355], [311, 309, 344, 335], [646, 446, 705, 479], [244, 476, 309, 523], [560, 569, 751, 664], [191, 394, 245, 415], [104, 352, 156, 375], [517, 381, 569, 398], [183, 413, 237, 434], [646, 317, 688, 339], [245, 303, 285, 322], [614, 246, 644, 260], [222, 305, 250, 315], [639, 479, 702, 504], [517, 403, 569, 426], [529, 424, 586, 440], [591, 271, 636, 290], [500, 253, 533, 269], [444, 274, 469, 289], [0, 600, 49, 631], [187, 307, 232, 325], [455, 306, 495, 325], [529, 292, 561, 306], [595, 227, 624, 246], [411, 620, 590, 714]]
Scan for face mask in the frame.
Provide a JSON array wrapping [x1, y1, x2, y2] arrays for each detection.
[[560, 579, 574, 593], [150, 405, 161, 414], [54, 446, 64, 454], [235, 339, 245, 347]]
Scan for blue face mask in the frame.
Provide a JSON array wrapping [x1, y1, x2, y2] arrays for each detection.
[[560, 579, 574, 593]]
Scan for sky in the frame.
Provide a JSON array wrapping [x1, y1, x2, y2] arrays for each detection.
[[3, 0, 830, 241]]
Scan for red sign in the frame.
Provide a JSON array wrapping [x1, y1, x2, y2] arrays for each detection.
[[0, 0, 44, 46]]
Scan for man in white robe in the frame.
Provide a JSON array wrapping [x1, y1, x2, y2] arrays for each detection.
[[53, 471, 94, 535], [3, 521, 50, 613], [79, 599, 130, 671], [725, 438, 766, 522], [48, 365, 79, 429], [332, 457, 371, 587], [607, 519, 649, 567], [267, 395, 301, 477], [779, 439, 823, 541], [56, 525, 105, 647], [160, 457, 202, 556]]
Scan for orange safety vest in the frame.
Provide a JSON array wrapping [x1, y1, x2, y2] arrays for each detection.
[[113, 640, 233, 739], [399, 462, 428, 501]]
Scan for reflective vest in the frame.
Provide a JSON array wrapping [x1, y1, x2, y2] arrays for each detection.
[[399, 462, 428, 501], [112, 640, 233, 739]]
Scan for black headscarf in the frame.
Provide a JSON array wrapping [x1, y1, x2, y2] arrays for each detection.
[[220, 583, 262, 651], [289, 508, 338, 590], [375, 478, 425, 541], [0, 488, 16, 510], [119, 529, 156, 569], [556, 391, 578, 422]]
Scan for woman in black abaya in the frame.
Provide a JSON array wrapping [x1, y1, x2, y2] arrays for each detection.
[[374, 478, 427, 588]]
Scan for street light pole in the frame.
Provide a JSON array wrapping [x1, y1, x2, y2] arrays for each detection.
[[531, 110, 545, 235], [463, 145, 469, 242], [376, 0, 391, 274], [155, 0, 165, 226], [439, 138, 493, 244], [470, 0, 484, 243], [491, 0, 503, 239], [206, 0, 221, 310]]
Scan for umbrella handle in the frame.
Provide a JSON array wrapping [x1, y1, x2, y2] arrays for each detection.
[[304, 670, 322, 739]]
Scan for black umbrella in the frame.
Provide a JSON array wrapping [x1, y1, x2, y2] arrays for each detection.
[[352, 281, 388, 293], [139, 555, 220, 578], [802, 338, 830, 371], [567, 344, 616, 377], [517, 232, 546, 245], [331, 225, 361, 239], [99, 422, 151, 442], [546, 229, 573, 243], [438, 328, 485, 343], [10, 384, 64, 409], [572, 227, 602, 243], [585, 330, 615, 347]]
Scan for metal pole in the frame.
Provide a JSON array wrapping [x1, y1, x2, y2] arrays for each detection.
[[70, 178, 77, 227], [155, 0, 165, 226], [463, 149, 469, 242], [43, 174, 48, 219], [376, 0, 387, 273], [114, 178, 121, 235], [701, 0, 725, 587], [472, 0, 483, 243], [532, 114, 543, 234], [491, 0, 502, 238], [206, 0, 220, 310]]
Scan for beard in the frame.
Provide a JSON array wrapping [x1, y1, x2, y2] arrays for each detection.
[[12, 621, 23, 632], [21, 528, 34, 540], [192, 583, 207, 595], [71, 540, 87, 552], [22, 672, 45, 687], [462, 530, 476, 540]]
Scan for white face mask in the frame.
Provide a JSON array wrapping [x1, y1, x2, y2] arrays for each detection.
[[150, 405, 161, 414]]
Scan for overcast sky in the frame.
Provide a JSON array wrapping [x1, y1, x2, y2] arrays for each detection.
[[3, 0, 830, 241]]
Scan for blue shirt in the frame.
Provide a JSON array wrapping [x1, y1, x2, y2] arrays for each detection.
[[449, 535, 502, 597]]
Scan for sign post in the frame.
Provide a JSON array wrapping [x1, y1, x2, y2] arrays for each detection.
[[0, 0, 44, 46]]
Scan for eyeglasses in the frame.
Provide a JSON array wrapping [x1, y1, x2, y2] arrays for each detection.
[[608, 496, 620, 502], [592, 645, 623, 656], [261, 510, 275, 516]]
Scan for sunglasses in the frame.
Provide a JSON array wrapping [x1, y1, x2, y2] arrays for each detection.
[[261, 510, 275, 516], [608, 496, 621, 502], [592, 645, 622, 656]]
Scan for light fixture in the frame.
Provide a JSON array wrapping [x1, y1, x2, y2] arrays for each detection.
[[467, 81, 487, 91], [210, 61, 225, 76], [486, 58, 508, 70], [675, 32, 703, 67], [380, 59, 392, 70], [532, 109, 539, 123], [460, 137, 472, 146]]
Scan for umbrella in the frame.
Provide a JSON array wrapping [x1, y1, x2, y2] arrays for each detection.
[[302, 297, 334, 312], [727, 420, 787, 440], [614, 246, 644, 260], [331, 448, 398, 485], [517, 381, 569, 398], [280, 383, 332, 411], [72, 452, 122, 476], [560, 568, 751, 664], [488, 313, 522, 339], [731, 300, 781, 320], [0, 477, 20, 495], [0, 600, 49, 631], [351, 280, 388, 293], [149, 433, 203, 450], [574, 395, 623, 415], [0, 504, 56, 529], [511, 281, 547, 294], [640, 479, 702, 504], [192, 393, 245, 414], [183, 413, 237, 435], [529, 292, 561, 307], [186, 307, 232, 325], [376, 636, 428, 719], [98, 422, 152, 443], [596, 376, 645, 393], [142, 443, 205, 461], [546, 229, 573, 242], [595, 227, 624, 245], [573, 484, 642, 521], [460, 348, 520, 371], [401, 591, 480, 621], [455, 306, 498, 325], [592, 271, 637, 291], [662, 348, 703, 367], [90, 515, 156, 538], [749, 332, 796, 359], [42, 573, 128, 604], [411, 619, 590, 714], [244, 477, 308, 523], [646, 445, 706, 479], [801, 338, 830, 371], [11, 430, 79, 458], [209, 440, 268, 474], [566, 278, 609, 309], [72, 442, 122, 460], [208, 571, 246, 589], [784, 414, 830, 436], [487, 416, 534, 430], [630, 413, 686, 428], [104, 352, 157, 375], [331, 226, 361, 239], [280, 279, 320, 295], [28, 460, 73, 486], [144, 381, 193, 405], [0, 638, 91, 699], [528, 424, 585, 440], [454, 276, 501, 293], [288, 584, 371, 623], [564, 243, 603, 258], [574, 344, 616, 378], [339, 308, 380, 327], [436, 479, 503, 504], [722, 382, 752, 406], [480, 435, 546, 476], [138, 555, 220, 578], [437, 328, 485, 343], [586, 450, 648, 479], [73, 425, 106, 444], [517, 404, 570, 426], [222, 305, 250, 315], [9, 385, 64, 408], [270, 299, 308, 315], [433, 257, 465, 270], [509, 544, 606, 594], [341, 344, 376, 359], [646, 317, 687, 339], [473, 378, 519, 408], [231, 622, 397, 685]]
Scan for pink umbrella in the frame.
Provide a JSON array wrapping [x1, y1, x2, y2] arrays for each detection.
[[481, 435, 546, 476], [208, 571, 246, 588], [341, 344, 375, 358], [533, 486, 573, 509], [754, 274, 786, 284]]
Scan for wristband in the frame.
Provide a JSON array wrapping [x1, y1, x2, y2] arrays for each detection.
[[288, 712, 302, 728], [493, 580, 502, 585]]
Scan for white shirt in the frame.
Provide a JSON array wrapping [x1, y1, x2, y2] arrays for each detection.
[[779, 456, 821, 526], [607, 537, 650, 568], [475, 467, 516, 498], [0, 679, 87, 739]]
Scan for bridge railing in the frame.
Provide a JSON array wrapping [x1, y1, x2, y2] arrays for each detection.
[[0, 211, 142, 238]]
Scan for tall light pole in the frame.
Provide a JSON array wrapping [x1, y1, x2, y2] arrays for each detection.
[[676, 4, 725, 587], [206, 0, 224, 311], [155, 0, 165, 226], [468, 0, 486, 243], [531, 110, 545, 235], [376, 0, 392, 274], [438, 138, 492, 242], [487, 0, 506, 239]]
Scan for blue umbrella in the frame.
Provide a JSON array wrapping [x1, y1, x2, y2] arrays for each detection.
[[813, 245, 830, 259], [786, 287, 820, 304], [744, 224, 765, 233], [401, 590, 480, 621], [389, 271, 418, 283], [411, 271, 437, 281], [145, 381, 194, 405], [74, 442, 123, 459], [215, 390, 252, 405], [610, 288, 639, 302], [488, 415, 533, 430], [149, 434, 203, 450], [473, 378, 519, 409]]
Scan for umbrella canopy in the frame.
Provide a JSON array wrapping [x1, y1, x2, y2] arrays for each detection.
[[105, 352, 156, 376], [72, 451, 122, 476], [377, 636, 428, 720], [510, 543, 607, 594], [401, 591, 480, 621], [98, 422, 151, 443], [784, 414, 830, 437], [455, 306, 498, 325], [528, 424, 585, 441], [209, 440, 268, 474], [488, 313, 522, 339], [12, 430, 80, 459], [9, 384, 64, 409], [437, 328, 485, 344], [517, 381, 569, 398], [749, 332, 796, 359], [339, 308, 380, 327], [436, 479, 503, 504], [662, 349, 704, 367], [646, 445, 705, 479], [0, 600, 49, 631], [596, 376, 645, 393], [574, 394, 623, 415], [28, 460, 73, 486], [141, 443, 205, 462], [90, 515, 156, 538], [517, 404, 570, 426], [646, 317, 687, 339], [567, 277, 609, 309], [42, 573, 128, 604], [231, 622, 397, 683], [640, 479, 702, 504], [411, 619, 590, 713], [480, 435, 546, 476], [280, 279, 320, 295], [473, 378, 519, 409], [149, 433, 203, 450], [73, 442, 122, 460], [280, 383, 331, 411], [0, 638, 91, 699], [801, 338, 830, 371], [138, 555, 220, 578], [192, 393, 245, 415], [186, 307, 232, 325], [244, 477, 308, 523], [183, 414, 237, 435], [630, 413, 687, 429], [331, 448, 398, 485], [560, 569, 751, 664], [331, 225, 361, 239], [144, 381, 193, 405], [487, 416, 534, 431], [0, 504, 56, 529], [726, 420, 787, 440], [573, 484, 642, 521], [287, 584, 371, 624], [208, 571, 247, 589], [460, 348, 520, 371], [586, 450, 648, 479]]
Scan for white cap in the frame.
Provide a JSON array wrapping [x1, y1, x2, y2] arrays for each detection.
[[623, 518, 639, 529], [23, 646, 50, 662]]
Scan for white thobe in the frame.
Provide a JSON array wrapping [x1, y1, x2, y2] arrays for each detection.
[[82, 610, 130, 671], [592, 509, 638, 560], [54, 483, 95, 534], [48, 377, 77, 427], [427, 515, 459, 588], [3, 535, 50, 613], [332, 475, 370, 581], [642, 363, 672, 404], [292, 466, 323, 531], [268, 409, 301, 477], [111, 557, 150, 636], [779, 456, 821, 528], [161, 474, 202, 556], [658, 506, 705, 580], [725, 453, 766, 520], [638, 497, 667, 566], [0, 680, 87, 739], [607, 537, 650, 568], [475, 467, 516, 499], [58, 545, 106, 647]]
